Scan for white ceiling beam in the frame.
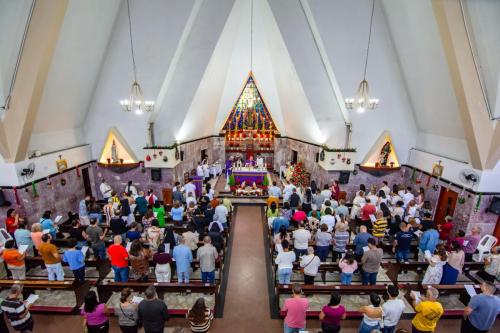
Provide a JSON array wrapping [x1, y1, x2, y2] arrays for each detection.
[[148, 0, 204, 124], [298, 0, 351, 126]]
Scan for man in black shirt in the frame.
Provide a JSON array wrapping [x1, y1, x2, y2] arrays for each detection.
[[138, 285, 169, 333], [109, 209, 128, 239], [289, 188, 301, 209]]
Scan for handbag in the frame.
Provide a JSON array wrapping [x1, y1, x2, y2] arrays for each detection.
[[300, 255, 317, 274]]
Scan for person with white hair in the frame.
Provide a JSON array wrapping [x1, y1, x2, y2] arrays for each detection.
[[1, 284, 34, 332], [410, 286, 443, 333], [299, 246, 320, 285], [461, 281, 500, 333], [463, 226, 482, 261]]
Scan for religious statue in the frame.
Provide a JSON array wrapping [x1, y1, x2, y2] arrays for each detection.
[[378, 141, 392, 166], [243, 107, 257, 129], [111, 139, 119, 163]]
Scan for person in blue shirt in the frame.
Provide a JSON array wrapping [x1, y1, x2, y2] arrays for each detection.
[[418, 224, 439, 261], [13, 223, 34, 256], [62, 239, 85, 282], [170, 201, 185, 226], [272, 216, 289, 235], [172, 237, 193, 283], [461, 281, 500, 333], [353, 225, 373, 261], [40, 210, 57, 239], [126, 222, 142, 242], [393, 222, 414, 263], [135, 191, 149, 216]]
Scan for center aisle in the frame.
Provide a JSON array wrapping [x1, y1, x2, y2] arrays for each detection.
[[211, 206, 282, 332]]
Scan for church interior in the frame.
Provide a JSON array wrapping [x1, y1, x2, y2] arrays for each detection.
[[0, 0, 499, 332]]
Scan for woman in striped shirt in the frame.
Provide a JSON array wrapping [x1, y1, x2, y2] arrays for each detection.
[[186, 298, 214, 333]]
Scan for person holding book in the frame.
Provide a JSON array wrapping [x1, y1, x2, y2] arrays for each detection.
[[38, 234, 64, 281], [62, 238, 86, 282], [2, 240, 26, 280], [410, 286, 443, 333]]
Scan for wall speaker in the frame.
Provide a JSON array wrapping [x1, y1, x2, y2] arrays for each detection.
[[151, 168, 162, 182], [338, 171, 350, 185]]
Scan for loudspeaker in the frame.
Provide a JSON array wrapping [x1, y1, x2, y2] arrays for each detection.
[[338, 171, 350, 185], [151, 168, 162, 182], [487, 196, 500, 215], [0, 189, 12, 207]]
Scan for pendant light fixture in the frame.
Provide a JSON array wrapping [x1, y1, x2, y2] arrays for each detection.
[[345, 0, 379, 113], [120, 0, 154, 114]]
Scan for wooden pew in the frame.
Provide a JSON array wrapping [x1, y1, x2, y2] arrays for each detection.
[[24, 256, 111, 281], [277, 284, 390, 318], [97, 281, 219, 316], [0, 279, 93, 313]]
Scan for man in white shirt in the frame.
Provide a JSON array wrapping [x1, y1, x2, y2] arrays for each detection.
[[380, 181, 391, 197], [320, 184, 332, 200], [184, 179, 197, 200], [256, 154, 264, 169], [320, 208, 336, 232], [382, 285, 406, 332], [124, 180, 138, 197], [293, 223, 311, 258], [99, 180, 113, 200], [214, 201, 228, 225], [402, 187, 415, 207], [268, 181, 282, 198], [196, 162, 204, 178], [283, 181, 295, 203]]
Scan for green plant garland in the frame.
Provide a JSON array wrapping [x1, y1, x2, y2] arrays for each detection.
[[31, 181, 38, 197], [320, 145, 356, 152], [475, 193, 482, 212]]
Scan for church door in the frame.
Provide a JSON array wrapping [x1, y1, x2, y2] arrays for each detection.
[[434, 187, 458, 225], [82, 168, 92, 197]]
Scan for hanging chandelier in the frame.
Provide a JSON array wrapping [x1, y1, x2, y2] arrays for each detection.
[[345, 0, 378, 113], [120, 0, 154, 114]]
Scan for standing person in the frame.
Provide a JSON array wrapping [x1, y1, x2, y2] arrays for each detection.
[[282, 284, 309, 333], [69, 220, 87, 249], [331, 180, 340, 202], [418, 225, 439, 261], [186, 298, 214, 333], [152, 202, 166, 228], [338, 251, 357, 285], [361, 238, 383, 286], [372, 211, 388, 243], [13, 223, 33, 256], [360, 198, 376, 229], [440, 241, 464, 285], [438, 216, 454, 244], [125, 181, 138, 197], [353, 225, 373, 262], [269, 181, 282, 198], [138, 285, 169, 333], [410, 286, 443, 333], [335, 200, 349, 220], [5, 209, 23, 237], [135, 191, 148, 217], [30, 223, 44, 254], [40, 210, 57, 239], [463, 227, 482, 261], [476, 246, 500, 282], [173, 237, 193, 283], [319, 291, 346, 333], [170, 201, 185, 226], [62, 239, 86, 283], [315, 224, 332, 262], [422, 248, 447, 285], [393, 223, 414, 263], [100, 179, 113, 200], [358, 293, 383, 333], [382, 285, 406, 333], [38, 234, 64, 281], [299, 247, 321, 285], [128, 241, 152, 282], [292, 222, 311, 258], [153, 243, 172, 283], [461, 281, 500, 333], [85, 218, 108, 260], [1, 284, 34, 333], [79, 195, 91, 225], [275, 240, 296, 284], [107, 235, 129, 282], [197, 236, 219, 285], [172, 182, 184, 204], [81, 291, 109, 333], [320, 208, 336, 232], [115, 288, 139, 333], [2, 240, 26, 280], [332, 223, 350, 262], [214, 199, 229, 226], [110, 210, 128, 239]]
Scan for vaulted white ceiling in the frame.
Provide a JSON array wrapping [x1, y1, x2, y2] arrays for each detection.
[[0, 0, 498, 169]]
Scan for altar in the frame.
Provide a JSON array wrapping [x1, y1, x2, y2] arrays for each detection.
[[232, 167, 268, 184]]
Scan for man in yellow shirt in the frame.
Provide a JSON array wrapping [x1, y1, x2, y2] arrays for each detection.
[[410, 286, 444, 332]]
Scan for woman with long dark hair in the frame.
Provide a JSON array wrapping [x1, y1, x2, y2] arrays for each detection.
[[302, 188, 313, 215], [128, 241, 152, 282], [186, 298, 214, 333], [81, 291, 109, 333], [440, 241, 464, 285], [267, 201, 279, 218]]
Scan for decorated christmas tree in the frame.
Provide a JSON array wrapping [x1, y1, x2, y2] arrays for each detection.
[[289, 162, 310, 187]]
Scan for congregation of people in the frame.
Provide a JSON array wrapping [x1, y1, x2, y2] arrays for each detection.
[[269, 179, 500, 333], [0, 177, 230, 333]]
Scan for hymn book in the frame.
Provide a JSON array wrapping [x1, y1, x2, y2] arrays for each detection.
[[25, 294, 39, 306], [18, 245, 29, 254], [81, 246, 89, 255]]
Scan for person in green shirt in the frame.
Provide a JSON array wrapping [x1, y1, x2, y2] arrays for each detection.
[[153, 202, 166, 228]]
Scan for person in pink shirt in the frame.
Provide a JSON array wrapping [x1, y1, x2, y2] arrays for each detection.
[[463, 227, 482, 261], [282, 284, 309, 333], [338, 251, 358, 285]]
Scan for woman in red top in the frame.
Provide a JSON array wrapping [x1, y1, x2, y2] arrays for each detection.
[[5, 209, 23, 236], [438, 216, 454, 242]]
